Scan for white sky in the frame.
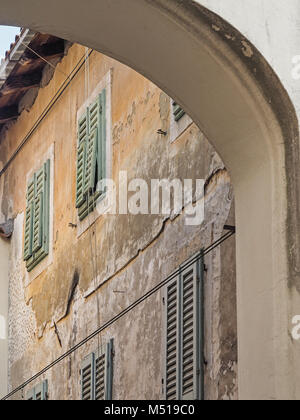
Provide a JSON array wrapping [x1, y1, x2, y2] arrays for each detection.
[[0, 26, 20, 60]]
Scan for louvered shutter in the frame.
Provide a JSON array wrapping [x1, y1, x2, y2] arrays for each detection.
[[76, 112, 88, 209], [88, 96, 101, 136], [181, 264, 197, 400], [24, 160, 50, 272], [94, 339, 113, 400], [23, 178, 35, 261], [165, 278, 178, 400], [81, 353, 95, 400], [172, 101, 185, 122], [83, 129, 98, 196], [76, 90, 107, 220], [26, 388, 34, 400], [27, 380, 48, 400], [32, 167, 44, 253], [75, 141, 86, 208], [165, 253, 204, 400], [78, 111, 89, 144], [98, 90, 106, 188], [35, 381, 48, 400]]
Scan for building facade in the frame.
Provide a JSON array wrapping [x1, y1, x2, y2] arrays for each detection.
[[0, 33, 237, 400]]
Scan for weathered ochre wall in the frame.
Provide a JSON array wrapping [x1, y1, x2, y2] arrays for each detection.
[[0, 44, 237, 400]]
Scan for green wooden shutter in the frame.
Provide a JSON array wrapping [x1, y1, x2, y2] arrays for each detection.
[[75, 141, 86, 208], [172, 101, 185, 122], [26, 388, 34, 400], [26, 380, 48, 400], [81, 353, 95, 400], [78, 111, 89, 144], [88, 96, 101, 136], [76, 90, 107, 221], [81, 339, 113, 401], [94, 339, 113, 400], [105, 339, 113, 400], [165, 277, 178, 400], [165, 253, 204, 400], [98, 90, 106, 187], [35, 380, 48, 400], [83, 129, 98, 196], [76, 112, 89, 209], [25, 160, 50, 272], [89, 91, 106, 189], [181, 264, 197, 400], [23, 178, 35, 261], [32, 168, 44, 253]]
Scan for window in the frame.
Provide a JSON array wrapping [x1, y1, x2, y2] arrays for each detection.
[[23, 160, 50, 272], [81, 339, 113, 400], [165, 253, 204, 400], [169, 98, 192, 143], [76, 89, 106, 221], [172, 101, 185, 122], [26, 380, 48, 400]]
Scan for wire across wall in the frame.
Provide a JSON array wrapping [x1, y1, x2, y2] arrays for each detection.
[[1, 228, 235, 401], [0, 48, 94, 179]]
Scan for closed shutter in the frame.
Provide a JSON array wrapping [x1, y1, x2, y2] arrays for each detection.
[[76, 89, 107, 220], [35, 380, 48, 400], [94, 340, 113, 400], [75, 141, 86, 208], [24, 160, 50, 272], [98, 90, 106, 187], [78, 111, 89, 144], [23, 179, 34, 261], [181, 265, 197, 400], [83, 129, 98, 196], [88, 96, 101, 135], [95, 349, 106, 400], [26, 380, 48, 400], [32, 168, 44, 253], [172, 101, 185, 122], [165, 253, 204, 400], [81, 339, 113, 401], [81, 353, 95, 400], [26, 388, 34, 400], [165, 278, 178, 400]]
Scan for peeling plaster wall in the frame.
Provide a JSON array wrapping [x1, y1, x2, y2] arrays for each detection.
[[0, 44, 237, 400]]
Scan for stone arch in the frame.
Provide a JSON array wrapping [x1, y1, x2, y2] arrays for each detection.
[[0, 0, 299, 399]]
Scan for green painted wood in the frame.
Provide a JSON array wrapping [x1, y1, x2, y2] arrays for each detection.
[[78, 111, 89, 145], [23, 178, 35, 261], [165, 276, 178, 400], [75, 140, 86, 208], [172, 101, 185, 122], [99, 90, 107, 191], [81, 353, 95, 400], [27, 380, 48, 401], [83, 129, 98, 196], [26, 160, 50, 272], [105, 339, 113, 400], [81, 339, 113, 401], [165, 252, 205, 400], [76, 89, 107, 220], [26, 387, 35, 400]]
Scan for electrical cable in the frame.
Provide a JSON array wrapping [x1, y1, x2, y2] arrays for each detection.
[[20, 41, 70, 79], [0, 49, 94, 179], [1, 229, 235, 400]]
